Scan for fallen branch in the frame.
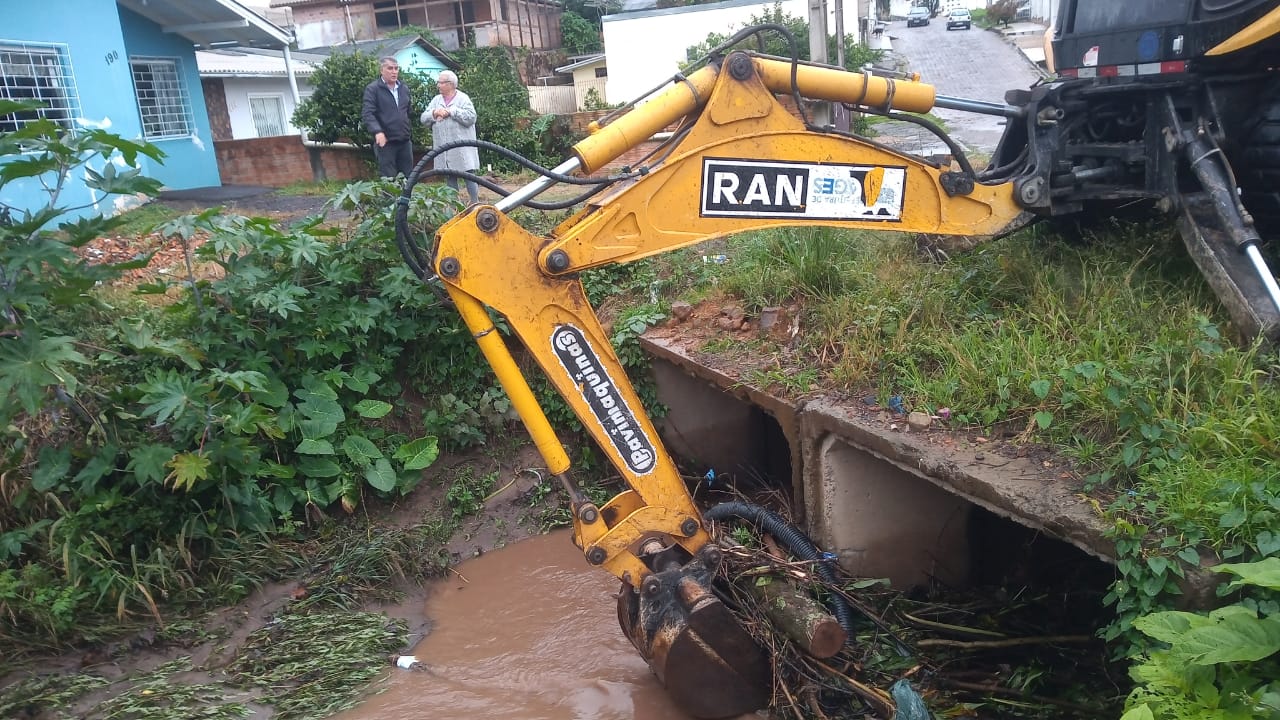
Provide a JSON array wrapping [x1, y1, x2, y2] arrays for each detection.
[[917, 635, 1092, 650]]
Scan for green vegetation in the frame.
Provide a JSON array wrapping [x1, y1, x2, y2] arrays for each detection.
[[111, 202, 184, 237], [1122, 559, 1280, 719], [680, 220, 1280, 717], [275, 179, 349, 197], [0, 105, 506, 657], [291, 51, 433, 149], [292, 47, 576, 173], [561, 10, 601, 54]]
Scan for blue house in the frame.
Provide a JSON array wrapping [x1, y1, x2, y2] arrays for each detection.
[[306, 35, 460, 80], [1, 0, 292, 220]]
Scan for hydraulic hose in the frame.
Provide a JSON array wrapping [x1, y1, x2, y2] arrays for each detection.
[[704, 501, 857, 642]]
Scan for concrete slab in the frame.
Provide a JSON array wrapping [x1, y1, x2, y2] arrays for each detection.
[[641, 333, 1114, 592]]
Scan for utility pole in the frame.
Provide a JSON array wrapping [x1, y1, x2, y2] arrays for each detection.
[[808, 0, 830, 126]]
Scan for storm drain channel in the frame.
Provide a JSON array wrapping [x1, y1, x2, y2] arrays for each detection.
[[641, 335, 1117, 593]]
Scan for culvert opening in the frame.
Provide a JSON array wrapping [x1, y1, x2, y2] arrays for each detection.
[[647, 354, 1126, 716]]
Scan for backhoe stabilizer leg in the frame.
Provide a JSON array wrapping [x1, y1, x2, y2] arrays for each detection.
[[1178, 134, 1280, 343], [617, 544, 772, 719]]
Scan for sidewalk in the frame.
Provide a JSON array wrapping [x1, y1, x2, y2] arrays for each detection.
[[997, 21, 1051, 74]]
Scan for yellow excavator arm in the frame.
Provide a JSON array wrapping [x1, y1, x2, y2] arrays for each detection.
[[431, 52, 1023, 582], [412, 49, 1026, 718]]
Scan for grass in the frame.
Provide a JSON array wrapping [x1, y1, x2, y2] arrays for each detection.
[[276, 179, 349, 197], [112, 202, 184, 236], [678, 217, 1279, 645], [0, 519, 446, 720]]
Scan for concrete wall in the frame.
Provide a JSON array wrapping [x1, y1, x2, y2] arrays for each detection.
[[215, 135, 373, 186], [217, 77, 316, 140], [642, 336, 1115, 592], [601, 0, 861, 104]]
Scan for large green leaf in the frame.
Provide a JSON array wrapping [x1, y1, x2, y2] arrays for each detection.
[[342, 434, 383, 465], [1215, 558, 1280, 592], [297, 393, 344, 437], [139, 369, 209, 426], [394, 436, 439, 471], [73, 444, 119, 493], [296, 438, 336, 455], [0, 332, 88, 415], [1173, 612, 1280, 665], [298, 457, 341, 478], [127, 445, 177, 486], [364, 458, 397, 492], [353, 399, 393, 418], [32, 446, 71, 492], [1133, 611, 1205, 644]]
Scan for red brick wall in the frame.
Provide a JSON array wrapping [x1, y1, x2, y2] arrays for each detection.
[[203, 79, 232, 142], [215, 136, 374, 187]]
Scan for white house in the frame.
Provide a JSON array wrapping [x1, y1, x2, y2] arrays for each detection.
[[601, 0, 861, 105], [198, 48, 321, 140]]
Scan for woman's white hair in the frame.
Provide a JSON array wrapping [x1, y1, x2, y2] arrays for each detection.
[[437, 70, 458, 85]]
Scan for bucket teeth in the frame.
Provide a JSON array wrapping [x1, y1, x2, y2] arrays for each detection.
[[617, 546, 772, 719]]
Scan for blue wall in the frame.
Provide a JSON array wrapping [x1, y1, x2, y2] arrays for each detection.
[[119, 6, 221, 191], [399, 46, 449, 78], [0, 1, 219, 223], [0, 1, 140, 219]]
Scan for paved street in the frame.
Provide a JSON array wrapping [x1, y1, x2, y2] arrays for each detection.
[[882, 18, 1045, 152]]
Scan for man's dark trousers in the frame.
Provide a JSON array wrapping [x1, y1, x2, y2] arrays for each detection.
[[376, 140, 413, 178]]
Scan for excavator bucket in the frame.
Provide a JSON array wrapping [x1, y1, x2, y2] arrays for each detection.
[[617, 544, 772, 719]]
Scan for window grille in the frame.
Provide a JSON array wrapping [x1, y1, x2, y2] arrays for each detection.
[[249, 94, 286, 137], [0, 41, 81, 133], [131, 57, 194, 140]]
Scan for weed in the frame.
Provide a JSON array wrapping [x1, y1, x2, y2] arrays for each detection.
[[445, 467, 499, 519], [91, 657, 249, 720], [275, 180, 348, 197], [227, 610, 407, 720], [111, 202, 184, 237], [0, 672, 109, 719]]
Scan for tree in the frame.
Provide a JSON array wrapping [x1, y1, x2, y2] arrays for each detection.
[[919, 0, 941, 18], [561, 10, 601, 54], [988, 0, 1018, 27], [447, 46, 576, 170], [384, 24, 446, 47], [292, 51, 432, 148]]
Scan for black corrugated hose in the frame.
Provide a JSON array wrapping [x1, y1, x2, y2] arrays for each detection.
[[704, 501, 857, 642]]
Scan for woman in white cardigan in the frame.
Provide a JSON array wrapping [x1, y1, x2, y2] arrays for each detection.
[[421, 70, 480, 204]]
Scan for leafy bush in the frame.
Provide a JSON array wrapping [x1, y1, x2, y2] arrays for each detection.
[[1122, 559, 1280, 720], [292, 50, 433, 149], [561, 10, 601, 54], [0, 109, 481, 647], [449, 46, 577, 171]]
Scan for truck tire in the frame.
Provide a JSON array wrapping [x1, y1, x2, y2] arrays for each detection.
[[1237, 83, 1280, 239]]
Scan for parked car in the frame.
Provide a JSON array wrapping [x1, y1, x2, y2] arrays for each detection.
[[906, 6, 930, 27], [946, 8, 971, 29]]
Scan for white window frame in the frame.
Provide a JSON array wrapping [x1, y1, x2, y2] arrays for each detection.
[[130, 56, 195, 140], [247, 92, 288, 137], [0, 40, 82, 134]]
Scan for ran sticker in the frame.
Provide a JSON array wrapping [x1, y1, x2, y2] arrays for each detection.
[[551, 325, 657, 475], [701, 158, 907, 221]]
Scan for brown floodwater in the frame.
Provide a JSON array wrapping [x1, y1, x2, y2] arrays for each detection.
[[332, 530, 698, 720]]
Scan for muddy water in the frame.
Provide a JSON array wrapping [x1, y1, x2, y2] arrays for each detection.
[[333, 530, 694, 720]]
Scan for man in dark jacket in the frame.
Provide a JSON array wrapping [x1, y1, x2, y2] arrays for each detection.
[[361, 56, 413, 177]]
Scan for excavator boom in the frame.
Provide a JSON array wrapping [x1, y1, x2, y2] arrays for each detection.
[[418, 51, 1023, 718]]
